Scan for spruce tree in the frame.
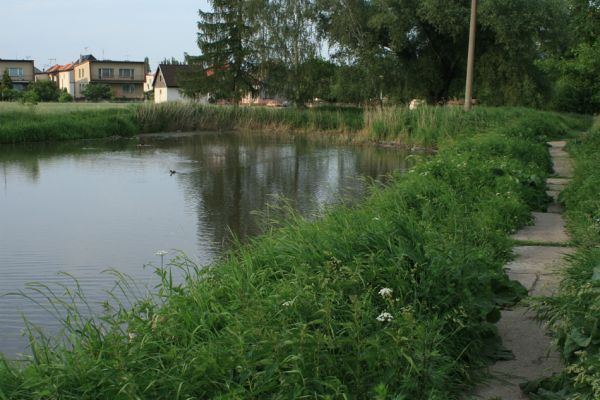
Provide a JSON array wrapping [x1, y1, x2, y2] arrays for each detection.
[[195, 0, 259, 104]]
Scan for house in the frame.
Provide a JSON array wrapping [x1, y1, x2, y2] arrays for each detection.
[[73, 55, 145, 100], [153, 64, 193, 103], [57, 64, 75, 96], [0, 59, 35, 91], [144, 72, 154, 93]]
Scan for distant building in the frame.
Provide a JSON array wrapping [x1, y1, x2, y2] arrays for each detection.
[[57, 64, 75, 96], [73, 55, 145, 100], [0, 59, 35, 91], [144, 72, 154, 93], [153, 64, 192, 103]]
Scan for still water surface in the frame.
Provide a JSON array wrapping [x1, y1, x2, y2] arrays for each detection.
[[0, 132, 408, 356]]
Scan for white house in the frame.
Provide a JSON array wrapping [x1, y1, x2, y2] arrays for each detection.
[[153, 64, 201, 103]]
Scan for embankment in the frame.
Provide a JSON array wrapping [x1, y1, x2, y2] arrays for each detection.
[[0, 109, 590, 399]]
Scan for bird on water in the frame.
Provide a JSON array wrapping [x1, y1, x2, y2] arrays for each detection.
[[169, 169, 176, 176]]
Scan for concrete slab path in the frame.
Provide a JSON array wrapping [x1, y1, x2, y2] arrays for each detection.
[[469, 141, 574, 399]]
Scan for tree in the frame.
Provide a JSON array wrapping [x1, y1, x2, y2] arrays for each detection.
[[193, 0, 260, 104], [160, 57, 184, 65], [25, 80, 61, 102], [82, 83, 112, 101], [317, 0, 568, 105], [0, 70, 13, 101], [144, 57, 151, 73]]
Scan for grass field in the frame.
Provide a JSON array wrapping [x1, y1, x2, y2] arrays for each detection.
[[0, 101, 135, 114]]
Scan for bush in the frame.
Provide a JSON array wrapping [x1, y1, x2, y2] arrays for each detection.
[[82, 83, 112, 101], [25, 80, 60, 102], [19, 90, 39, 105], [58, 89, 73, 103]]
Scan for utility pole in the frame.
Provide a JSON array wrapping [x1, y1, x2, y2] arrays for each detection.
[[464, 0, 477, 111]]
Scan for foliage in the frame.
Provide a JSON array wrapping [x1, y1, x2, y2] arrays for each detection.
[[19, 90, 39, 106], [0, 70, 14, 101], [135, 102, 364, 133], [532, 119, 600, 399], [0, 107, 588, 399], [0, 108, 138, 144], [24, 80, 61, 102], [58, 89, 73, 103], [192, 0, 259, 104], [82, 83, 112, 101]]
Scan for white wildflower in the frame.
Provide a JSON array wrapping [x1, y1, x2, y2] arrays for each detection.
[[128, 332, 137, 342], [378, 287, 393, 299], [376, 312, 394, 322], [282, 300, 294, 307], [372, 216, 381, 221]]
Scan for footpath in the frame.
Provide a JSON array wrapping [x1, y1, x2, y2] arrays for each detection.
[[470, 141, 574, 399]]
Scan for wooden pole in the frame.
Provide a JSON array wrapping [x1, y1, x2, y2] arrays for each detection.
[[464, 0, 477, 111]]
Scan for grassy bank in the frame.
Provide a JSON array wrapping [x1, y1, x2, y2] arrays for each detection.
[[0, 110, 588, 399], [0, 101, 591, 146], [0, 107, 138, 143], [530, 118, 600, 400]]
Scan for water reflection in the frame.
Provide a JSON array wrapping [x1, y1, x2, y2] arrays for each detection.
[[0, 132, 409, 356]]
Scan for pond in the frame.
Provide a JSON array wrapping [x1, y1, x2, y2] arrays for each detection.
[[0, 132, 409, 357]]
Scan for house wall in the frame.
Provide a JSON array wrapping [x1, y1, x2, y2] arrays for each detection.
[[58, 70, 75, 95], [35, 73, 49, 82], [0, 60, 35, 91], [154, 87, 185, 103], [73, 61, 145, 100]]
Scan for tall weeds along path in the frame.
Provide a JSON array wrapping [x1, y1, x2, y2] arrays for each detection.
[[471, 141, 575, 399]]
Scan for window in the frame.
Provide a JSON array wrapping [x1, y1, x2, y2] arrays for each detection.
[[119, 68, 134, 78], [99, 68, 114, 78], [7, 68, 24, 77], [122, 84, 136, 94], [78, 68, 85, 78]]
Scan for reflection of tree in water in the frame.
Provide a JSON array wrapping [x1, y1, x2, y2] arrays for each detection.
[[175, 134, 408, 250]]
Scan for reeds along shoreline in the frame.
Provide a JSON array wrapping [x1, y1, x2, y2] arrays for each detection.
[[0, 107, 591, 399], [0, 102, 591, 146]]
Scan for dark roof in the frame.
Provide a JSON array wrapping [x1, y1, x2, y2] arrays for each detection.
[[0, 59, 34, 63], [155, 64, 196, 88]]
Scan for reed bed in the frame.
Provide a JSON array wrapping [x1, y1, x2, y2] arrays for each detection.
[[0, 109, 589, 399]]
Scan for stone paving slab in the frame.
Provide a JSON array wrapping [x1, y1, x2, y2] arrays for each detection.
[[547, 201, 563, 214], [506, 246, 575, 296], [470, 308, 562, 400], [547, 178, 571, 186], [511, 212, 570, 244], [547, 183, 565, 191], [553, 157, 574, 178], [550, 148, 569, 158], [548, 140, 567, 148], [546, 190, 560, 202]]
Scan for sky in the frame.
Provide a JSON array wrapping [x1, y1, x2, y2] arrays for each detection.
[[1, 0, 210, 72]]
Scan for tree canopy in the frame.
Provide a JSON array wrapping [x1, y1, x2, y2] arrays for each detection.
[[185, 0, 600, 112]]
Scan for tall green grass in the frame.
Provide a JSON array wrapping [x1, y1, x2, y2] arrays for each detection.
[[135, 102, 364, 134], [365, 106, 591, 146], [530, 119, 600, 400], [0, 108, 139, 144], [0, 108, 583, 399]]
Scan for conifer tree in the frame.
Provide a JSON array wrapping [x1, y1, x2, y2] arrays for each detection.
[[195, 0, 260, 104]]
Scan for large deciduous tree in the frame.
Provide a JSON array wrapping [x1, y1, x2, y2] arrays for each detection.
[[317, 0, 568, 105]]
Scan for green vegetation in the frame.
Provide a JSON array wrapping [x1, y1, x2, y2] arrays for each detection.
[[135, 102, 364, 134], [176, 0, 600, 112], [530, 118, 600, 399], [0, 108, 588, 399], [0, 108, 138, 143], [0, 102, 591, 146], [82, 83, 113, 101]]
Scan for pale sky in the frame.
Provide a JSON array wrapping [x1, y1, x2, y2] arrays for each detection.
[[1, 0, 210, 71]]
